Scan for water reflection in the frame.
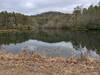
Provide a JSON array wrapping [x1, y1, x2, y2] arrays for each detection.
[[0, 40, 99, 58], [0, 30, 100, 54]]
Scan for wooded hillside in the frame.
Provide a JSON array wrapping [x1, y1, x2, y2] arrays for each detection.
[[0, 2, 100, 30]]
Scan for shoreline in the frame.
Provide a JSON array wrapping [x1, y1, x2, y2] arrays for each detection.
[[0, 29, 18, 33], [0, 28, 100, 32], [0, 50, 100, 75]]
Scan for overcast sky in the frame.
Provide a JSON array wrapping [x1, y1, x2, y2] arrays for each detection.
[[0, 0, 100, 15]]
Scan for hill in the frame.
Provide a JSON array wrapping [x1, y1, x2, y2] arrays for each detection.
[[0, 3, 100, 31]]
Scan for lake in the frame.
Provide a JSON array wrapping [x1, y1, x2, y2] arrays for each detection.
[[0, 30, 100, 57]]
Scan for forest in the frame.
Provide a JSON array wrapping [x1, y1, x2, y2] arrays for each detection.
[[0, 2, 100, 30]]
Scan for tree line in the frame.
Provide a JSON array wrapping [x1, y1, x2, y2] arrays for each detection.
[[73, 2, 100, 30], [0, 2, 100, 30]]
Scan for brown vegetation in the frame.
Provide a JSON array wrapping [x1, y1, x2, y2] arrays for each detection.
[[0, 50, 99, 75]]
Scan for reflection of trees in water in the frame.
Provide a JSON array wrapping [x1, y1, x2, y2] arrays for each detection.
[[0, 30, 100, 53]]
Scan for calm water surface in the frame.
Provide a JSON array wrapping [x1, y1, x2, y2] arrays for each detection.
[[0, 30, 100, 54]]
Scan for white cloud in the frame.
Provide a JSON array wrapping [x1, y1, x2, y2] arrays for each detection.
[[21, 2, 35, 9], [0, 0, 100, 15]]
